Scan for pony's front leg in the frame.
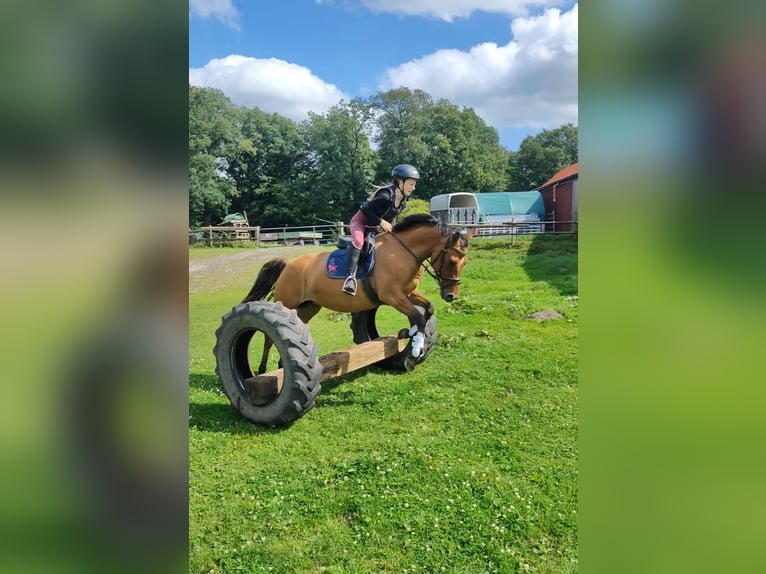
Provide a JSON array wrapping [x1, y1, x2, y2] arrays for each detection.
[[382, 293, 428, 358], [407, 289, 434, 322]]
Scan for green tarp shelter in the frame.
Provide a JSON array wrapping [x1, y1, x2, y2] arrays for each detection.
[[220, 212, 248, 224], [474, 191, 545, 219]]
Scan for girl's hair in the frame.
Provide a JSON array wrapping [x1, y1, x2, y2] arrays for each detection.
[[366, 181, 393, 199]]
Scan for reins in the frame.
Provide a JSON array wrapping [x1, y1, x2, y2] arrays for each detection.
[[386, 227, 463, 287]]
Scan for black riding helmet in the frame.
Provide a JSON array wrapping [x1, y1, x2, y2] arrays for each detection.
[[391, 164, 420, 180]]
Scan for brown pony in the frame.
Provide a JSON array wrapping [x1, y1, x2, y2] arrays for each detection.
[[242, 213, 474, 373]]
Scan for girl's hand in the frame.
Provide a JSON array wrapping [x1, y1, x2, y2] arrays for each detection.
[[379, 221, 392, 232]]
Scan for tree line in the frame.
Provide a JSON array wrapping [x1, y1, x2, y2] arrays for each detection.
[[189, 85, 577, 228]]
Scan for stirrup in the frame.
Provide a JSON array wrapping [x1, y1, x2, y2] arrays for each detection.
[[342, 276, 357, 295]]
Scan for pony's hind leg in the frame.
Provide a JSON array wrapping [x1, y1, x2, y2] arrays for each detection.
[[257, 302, 319, 375], [257, 337, 275, 374]]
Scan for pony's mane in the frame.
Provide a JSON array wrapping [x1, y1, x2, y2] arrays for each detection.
[[392, 213, 439, 233]]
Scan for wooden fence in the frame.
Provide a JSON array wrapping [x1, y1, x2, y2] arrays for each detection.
[[191, 223, 343, 247], [190, 220, 577, 247]]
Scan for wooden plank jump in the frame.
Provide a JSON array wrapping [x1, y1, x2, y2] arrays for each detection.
[[245, 335, 408, 405]]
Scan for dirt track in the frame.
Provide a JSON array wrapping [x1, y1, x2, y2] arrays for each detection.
[[189, 246, 327, 294]]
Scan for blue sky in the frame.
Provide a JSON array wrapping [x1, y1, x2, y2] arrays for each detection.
[[189, 1, 578, 151]]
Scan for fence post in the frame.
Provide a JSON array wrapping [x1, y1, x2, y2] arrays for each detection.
[[255, 226, 260, 247], [336, 221, 345, 238]]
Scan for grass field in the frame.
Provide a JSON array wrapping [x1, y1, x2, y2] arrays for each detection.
[[189, 234, 578, 573]]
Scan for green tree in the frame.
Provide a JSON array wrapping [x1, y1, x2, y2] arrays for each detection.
[[399, 198, 431, 219], [424, 101, 509, 195], [371, 87, 433, 184], [299, 99, 378, 223], [190, 85, 534, 227], [372, 88, 509, 200], [188, 86, 241, 226], [511, 123, 578, 189], [226, 107, 306, 227]]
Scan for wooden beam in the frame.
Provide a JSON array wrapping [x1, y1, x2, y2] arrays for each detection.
[[316, 335, 408, 382], [245, 335, 408, 404]]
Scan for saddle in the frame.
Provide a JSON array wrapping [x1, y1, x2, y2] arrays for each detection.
[[325, 231, 376, 279]]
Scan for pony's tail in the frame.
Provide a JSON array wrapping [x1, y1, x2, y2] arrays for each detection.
[[241, 258, 288, 303]]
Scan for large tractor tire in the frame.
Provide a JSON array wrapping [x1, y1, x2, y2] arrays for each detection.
[[350, 306, 437, 371], [214, 301, 322, 427]]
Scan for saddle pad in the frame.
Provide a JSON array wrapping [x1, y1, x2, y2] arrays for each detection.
[[325, 246, 375, 279]]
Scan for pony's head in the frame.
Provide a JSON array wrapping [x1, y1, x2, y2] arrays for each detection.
[[431, 227, 474, 302]]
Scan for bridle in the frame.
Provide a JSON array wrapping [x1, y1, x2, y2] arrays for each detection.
[[388, 229, 465, 289], [427, 244, 463, 288]]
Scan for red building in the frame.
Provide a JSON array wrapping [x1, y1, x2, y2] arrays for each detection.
[[536, 162, 578, 232]]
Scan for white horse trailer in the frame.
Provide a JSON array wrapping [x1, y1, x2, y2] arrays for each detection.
[[429, 192, 479, 226]]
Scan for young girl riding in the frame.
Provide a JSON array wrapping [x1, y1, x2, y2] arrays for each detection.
[[342, 164, 420, 295]]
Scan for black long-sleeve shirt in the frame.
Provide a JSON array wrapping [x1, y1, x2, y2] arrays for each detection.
[[359, 186, 408, 224]]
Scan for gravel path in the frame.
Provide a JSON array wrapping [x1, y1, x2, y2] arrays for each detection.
[[189, 246, 326, 294]]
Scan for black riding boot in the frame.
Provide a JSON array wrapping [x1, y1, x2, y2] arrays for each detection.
[[342, 245, 362, 295]]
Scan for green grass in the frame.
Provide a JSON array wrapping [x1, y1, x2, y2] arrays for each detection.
[[190, 234, 578, 573]]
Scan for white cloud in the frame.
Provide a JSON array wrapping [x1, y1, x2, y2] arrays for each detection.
[[358, 0, 566, 22], [190, 0, 240, 30], [379, 3, 577, 131], [189, 55, 349, 122]]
